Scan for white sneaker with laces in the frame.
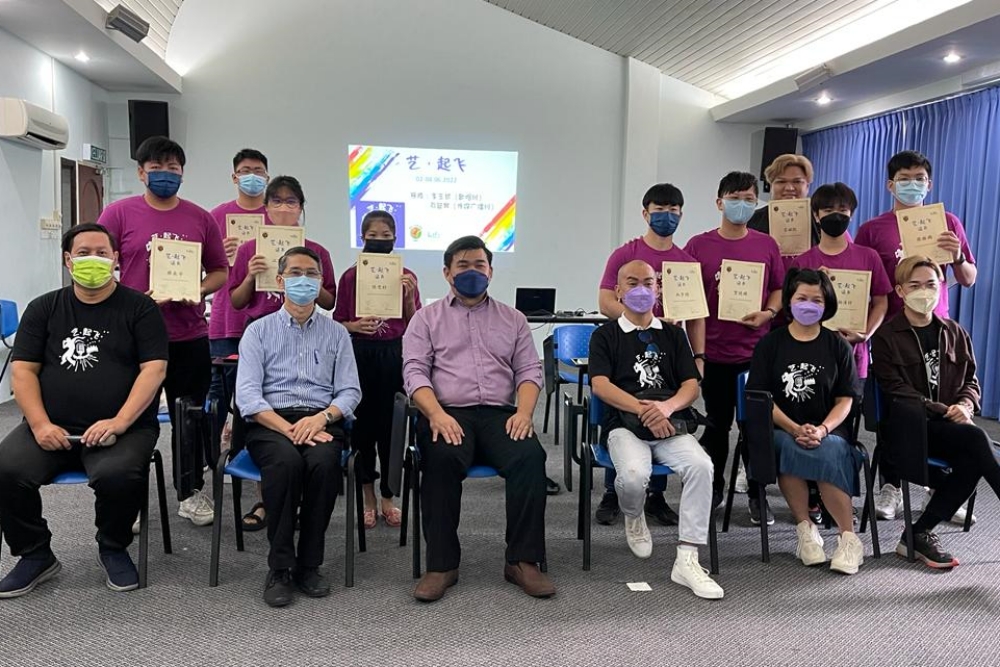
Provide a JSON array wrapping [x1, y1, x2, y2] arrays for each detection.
[[830, 532, 864, 574], [671, 548, 723, 599], [875, 483, 903, 520], [178, 489, 214, 526], [795, 520, 827, 566], [921, 489, 976, 526], [624, 514, 652, 559], [734, 462, 748, 493]]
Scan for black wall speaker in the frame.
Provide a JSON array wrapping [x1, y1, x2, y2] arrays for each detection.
[[760, 127, 799, 191], [128, 100, 169, 160]]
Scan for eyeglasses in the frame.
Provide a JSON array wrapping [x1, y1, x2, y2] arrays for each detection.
[[268, 197, 301, 209], [895, 177, 929, 186], [283, 270, 321, 278], [236, 167, 268, 176], [772, 178, 809, 187]]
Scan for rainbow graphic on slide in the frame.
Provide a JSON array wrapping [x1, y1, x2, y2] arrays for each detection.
[[348, 145, 398, 207], [479, 196, 516, 252]]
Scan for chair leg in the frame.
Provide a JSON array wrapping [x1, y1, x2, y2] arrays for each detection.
[[542, 392, 552, 434], [563, 397, 574, 493], [554, 390, 561, 447], [345, 452, 356, 588], [901, 481, 915, 562], [582, 460, 592, 571], [860, 446, 880, 533], [138, 475, 150, 589], [232, 477, 244, 552], [862, 453, 881, 558], [153, 451, 172, 554], [708, 505, 720, 575], [355, 458, 366, 554], [963, 490, 976, 533], [722, 435, 743, 532], [758, 484, 770, 563], [412, 465, 422, 579], [400, 463, 411, 548], [209, 463, 225, 587]]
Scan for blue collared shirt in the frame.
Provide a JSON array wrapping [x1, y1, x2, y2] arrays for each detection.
[[236, 306, 361, 421]]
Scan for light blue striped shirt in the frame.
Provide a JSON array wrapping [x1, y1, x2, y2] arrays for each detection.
[[236, 306, 361, 421]]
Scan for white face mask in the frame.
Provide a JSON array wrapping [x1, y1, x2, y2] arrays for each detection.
[[904, 287, 939, 315]]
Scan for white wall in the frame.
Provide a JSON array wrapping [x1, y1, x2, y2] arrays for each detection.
[[0, 27, 109, 399]]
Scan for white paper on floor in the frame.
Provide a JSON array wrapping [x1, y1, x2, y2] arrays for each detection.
[[627, 582, 652, 591]]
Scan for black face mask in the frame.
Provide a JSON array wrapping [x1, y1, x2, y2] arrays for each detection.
[[819, 213, 850, 238], [363, 239, 395, 254]]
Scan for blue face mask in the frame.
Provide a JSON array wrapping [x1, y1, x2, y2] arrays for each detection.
[[237, 173, 267, 197], [283, 276, 321, 305], [146, 170, 182, 199], [648, 211, 680, 237], [452, 269, 490, 298], [893, 180, 928, 207], [723, 199, 756, 225]]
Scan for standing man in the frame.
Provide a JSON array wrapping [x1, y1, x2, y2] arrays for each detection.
[[403, 236, 554, 603], [98, 136, 229, 527], [0, 224, 168, 597], [747, 154, 817, 245]]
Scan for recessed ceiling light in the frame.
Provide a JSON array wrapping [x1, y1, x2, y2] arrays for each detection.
[[74, 51, 90, 63], [816, 92, 832, 105], [943, 52, 962, 64]]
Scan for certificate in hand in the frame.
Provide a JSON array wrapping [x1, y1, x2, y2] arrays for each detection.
[[823, 269, 871, 333], [717, 259, 765, 323], [768, 198, 812, 256], [356, 253, 403, 319], [225, 214, 263, 265], [255, 226, 304, 292], [661, 261, 708, 321], [896, 203, 951, 265], [149, 238, 202, 302]]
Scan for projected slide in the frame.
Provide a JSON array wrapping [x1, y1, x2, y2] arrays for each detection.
[[348, 144, 518, 252]]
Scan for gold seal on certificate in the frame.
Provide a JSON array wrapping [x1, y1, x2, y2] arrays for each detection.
[[225, 213, 263, 265], [896, 203, 950, 265], [717, 259, 765, 323], [824, 269, 871, 333], [661, 261, 708, 321], [356, 253, 403, 319], [149, 238, 202, 302], [768, 198, 812, 256], [255, 226, 304, 292]]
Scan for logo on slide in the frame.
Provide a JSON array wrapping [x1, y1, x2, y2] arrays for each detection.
[[409, 226, 423, 240]]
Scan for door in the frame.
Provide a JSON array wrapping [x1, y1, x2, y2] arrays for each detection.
[[78, 164, 104, 224], [60, 159, 78, 287]]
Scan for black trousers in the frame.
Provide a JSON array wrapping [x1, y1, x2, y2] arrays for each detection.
[[418, 405, 547, 572], [162, 337, 212, 498], [352, 338, 403, 499], [919, 419, 1000, 530], [246, 410, 344, 571], [0, 422, 157, 556], [699, 360, 756, 496]]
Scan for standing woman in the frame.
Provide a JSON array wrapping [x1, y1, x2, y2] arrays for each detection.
[[334, 211, 421, 529]]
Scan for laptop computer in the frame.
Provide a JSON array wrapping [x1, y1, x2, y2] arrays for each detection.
[[515, 287, 556, 316]]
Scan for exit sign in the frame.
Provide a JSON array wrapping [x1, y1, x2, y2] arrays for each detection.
[[83, 143, 107, 164]]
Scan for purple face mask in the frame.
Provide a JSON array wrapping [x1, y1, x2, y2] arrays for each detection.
[[622, 286, 657, 314], [790, 301, 825, 326]]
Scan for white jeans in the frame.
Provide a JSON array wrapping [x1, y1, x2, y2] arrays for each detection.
[[606, 428, 714, 545]]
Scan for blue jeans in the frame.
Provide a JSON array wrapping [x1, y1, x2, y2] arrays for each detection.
[[208, 337, 240, 437]]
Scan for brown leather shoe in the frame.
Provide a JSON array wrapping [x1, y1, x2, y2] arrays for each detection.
[[413, 569, 458, 602], [503, 562, 555, 598]]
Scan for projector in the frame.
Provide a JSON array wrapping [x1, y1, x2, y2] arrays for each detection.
[[106, 4, 150, 43]]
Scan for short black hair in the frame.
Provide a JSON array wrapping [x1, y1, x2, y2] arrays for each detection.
[[265, 175, 305, 207], [887, 150, 932, 180], [444, 235, 492, 268], [277, 246, 321, 274], [810, 182, 858, 216], [782, 267, 838, 322], [642, 183, 684, 209], [361, 210, 396, 237], [135, 136, 185, 168], [233, 148, 268, 171], [62, 223, 117, 254], [717, 171, 758, 198]]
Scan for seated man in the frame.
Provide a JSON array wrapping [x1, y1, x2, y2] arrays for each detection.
[[0, 223, 168, 597], [236, 247, 361, 607], [871, 256, 1000, 569], [590, 260, 723, 599], [402, 235, 554, 602]]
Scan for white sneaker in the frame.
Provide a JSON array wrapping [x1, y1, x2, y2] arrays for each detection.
[[830, 532, 864, 575], [734, 462, 748, 494], [624, 514, 652, 559], [921, 489, 977, 526], [671, 548, 724, 600], [875, 483, 903, 520], [178, 489, 214, 526], [795, 520, 827, 566], [131, 515, 140, 535]]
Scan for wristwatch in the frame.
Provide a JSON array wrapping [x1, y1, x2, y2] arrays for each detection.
[[693, 353, 707, 361], [323, 410, 335, 425], [765, 307, 778, 319], [954, 252, 966, 265]]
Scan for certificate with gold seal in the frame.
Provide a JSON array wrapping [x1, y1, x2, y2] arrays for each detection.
[[255, 226, 304, 292], [356, 253, 403, 319], [225, 213, 263, 265], [768, 198, 812, 256], [149, 238, 202, 302], [823, 269, 871, 333], [661, 261, 708, 321], [896, 203, 950, 265], [717, 259, 764, 323]]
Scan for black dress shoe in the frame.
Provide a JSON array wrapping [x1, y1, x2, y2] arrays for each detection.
[[644, 493, 679, 526], [293, 567, 331, 598], [595, 491, 620, 525], [546, 477, 561, 496], [263, 569, 295, 607]]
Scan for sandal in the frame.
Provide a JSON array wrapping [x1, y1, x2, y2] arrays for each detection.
[[363, 508, 377, 530], [381, 506, 402, 528], [242, 502, 267, 532]]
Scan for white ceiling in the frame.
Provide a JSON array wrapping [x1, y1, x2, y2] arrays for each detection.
[[91, 0, 182, 59]]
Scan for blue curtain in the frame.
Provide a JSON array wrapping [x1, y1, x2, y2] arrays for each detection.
[[802, 86, 1000, 417]]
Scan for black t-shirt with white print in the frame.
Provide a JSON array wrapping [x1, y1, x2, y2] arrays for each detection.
[[746, 326, 858, 439], [588, 316, 700, 433], [12, 285, 169, 433], [912, 320, 941, 400]]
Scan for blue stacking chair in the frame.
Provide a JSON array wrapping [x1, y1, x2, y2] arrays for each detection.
[[208, 407, 365, 588], [0, 299, 18, 386], [570, 394, 719, 573], [542, 324, 596, 448]]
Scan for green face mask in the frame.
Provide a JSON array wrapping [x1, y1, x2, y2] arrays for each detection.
[[70, 255, 115, 289]]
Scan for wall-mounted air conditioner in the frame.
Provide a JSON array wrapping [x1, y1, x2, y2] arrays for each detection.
[[0, 98, 69, 150]]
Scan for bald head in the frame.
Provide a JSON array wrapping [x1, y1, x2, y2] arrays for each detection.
[[617, 260, 655, 287]]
